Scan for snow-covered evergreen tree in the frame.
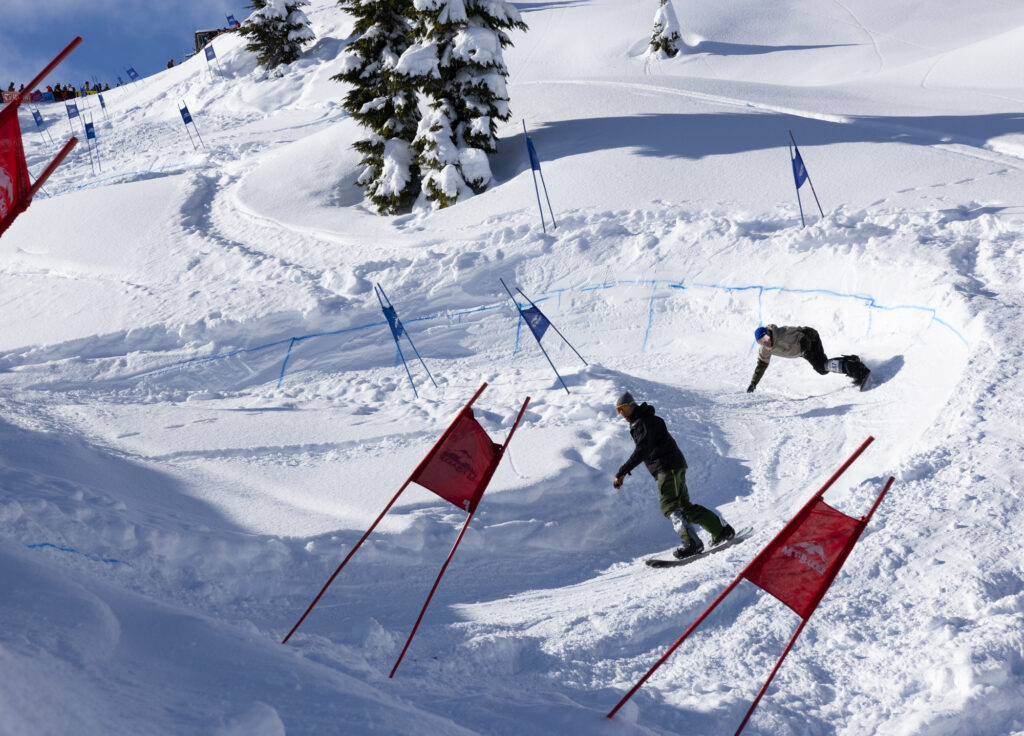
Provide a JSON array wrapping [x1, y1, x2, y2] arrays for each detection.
[[396, 0, 527, 209], [334, 0, 421, 214], [650, 0, 683, 58], [240, 0, 316, 70]]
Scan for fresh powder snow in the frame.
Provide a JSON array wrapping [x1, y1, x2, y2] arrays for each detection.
[[2, 1, 1024, 734]]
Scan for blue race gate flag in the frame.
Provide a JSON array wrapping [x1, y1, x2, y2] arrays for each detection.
[[205, 46, 216, 61], [526, 135, 542, 172], [227, 14, 238, 26], [178, 102, 205, 149], [383, 305, 405, 339], [31, 109, 43, 127], [126, 67, 139, 82], [792, 146, 808, 189], [85, 121, 95, 140], [521, 306, 549, 341], [65, 102, 79, 119], [98, 94, 106, 109], [787, 130, 825, 226], [521, 121, 556, 232], [374, 283, 437, 397], [500, 278, 587, 395]]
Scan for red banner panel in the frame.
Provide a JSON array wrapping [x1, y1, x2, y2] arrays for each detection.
[[742, 497, 861, 619], [411, 410, 499, 511], [0, 103, 32, 236]]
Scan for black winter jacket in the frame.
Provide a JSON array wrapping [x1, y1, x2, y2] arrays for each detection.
[[617, 403, 687, 478]]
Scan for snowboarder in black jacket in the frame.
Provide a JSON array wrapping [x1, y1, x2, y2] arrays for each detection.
[[612, 392, 734, 559]]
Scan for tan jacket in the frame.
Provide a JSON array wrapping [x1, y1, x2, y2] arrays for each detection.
[[749, 324, 812, 389], [757, 324, 809, 363]]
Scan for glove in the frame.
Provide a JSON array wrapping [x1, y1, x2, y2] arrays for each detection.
[[746, 383, 756, 393], [613, 475, 624, 489]]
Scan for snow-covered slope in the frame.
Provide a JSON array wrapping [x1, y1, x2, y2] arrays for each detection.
[[3, 1, 1024, 734]]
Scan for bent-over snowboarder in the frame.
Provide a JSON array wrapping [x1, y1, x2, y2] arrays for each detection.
[[612, 392, 734, 559], [747, 324, 869, 392]]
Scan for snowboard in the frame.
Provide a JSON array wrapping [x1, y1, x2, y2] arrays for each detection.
[[645, 526, 754, 568], [857, 368, 872, 392]]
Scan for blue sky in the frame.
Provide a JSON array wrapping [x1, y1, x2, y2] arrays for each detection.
[[2, 1, 254, 91]]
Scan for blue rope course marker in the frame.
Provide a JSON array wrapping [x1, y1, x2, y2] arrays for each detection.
[[28, 542, 131, 567], [128, 277, 968, 388]]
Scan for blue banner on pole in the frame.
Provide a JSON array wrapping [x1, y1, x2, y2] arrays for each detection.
[[205, 46, 216, 61], [66, 102, 80, 119], [179, 105, 193, 125], [526, 135, 542, 172], [521, 306, 550, 341], [98, 94, 106, 109], [126, 67, 139, 81], [792, 147, 808, 189], [32, 109, 43, 127], [85, 121, 96, 140], [227, 14, 238, 26], [383, 305, 404, 340]]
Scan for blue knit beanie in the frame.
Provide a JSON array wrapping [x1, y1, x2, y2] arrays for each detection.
[[754, 326, 768, 341]]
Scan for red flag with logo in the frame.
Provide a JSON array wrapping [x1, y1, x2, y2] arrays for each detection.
[[0, 103, 32, 237], [410, 409, 500, 512], [742, 497, 863, 620]]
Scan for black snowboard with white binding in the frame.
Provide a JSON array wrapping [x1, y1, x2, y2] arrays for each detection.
[[646, 526, 754, 568]]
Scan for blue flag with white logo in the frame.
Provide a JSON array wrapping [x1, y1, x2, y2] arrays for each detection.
[[227, 14, 238, 26], [382, 305, 404, 340], [126, 67, 139, 81], [66, 102, 79, 119], [205, 46, 216, 61], [179, 105, 193, 125], [521, 306, 550, 341], [792, 146, 808, 189], [85, 121, 96, 140], [526, 135, 542, 172], [31, 109, 43, 127]]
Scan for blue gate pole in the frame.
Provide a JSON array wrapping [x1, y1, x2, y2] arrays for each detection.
[[375, 285, 419, 397], [500, 278, 570, 394], [377, 284, 437, 390]]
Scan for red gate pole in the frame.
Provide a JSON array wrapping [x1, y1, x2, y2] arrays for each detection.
[[733, 618, 809, 735], [389, 505, 478, 678], [733, 475, 893, 735], [16, 38, 83, 106], [282, 478, 412, 644], [26, 137, 77, 199], [608, 436, 875, 719], [389, 394, 531, 677], [282, 383, 490, 644]]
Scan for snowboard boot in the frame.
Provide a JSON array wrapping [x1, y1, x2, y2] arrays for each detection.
[[711, 524, 736, 546], [827, 356, 870, 386], [845, 356, 870, 387], [673, 537, 705, 559]]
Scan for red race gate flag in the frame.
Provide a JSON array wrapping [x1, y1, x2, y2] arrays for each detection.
[[742, 496, 863, 619], [0, 104, 32, 235], [409, 408, 500, 512], [0, 37, 81, 239], [282, 382, 530, 679], [608, 437, 894, 736]]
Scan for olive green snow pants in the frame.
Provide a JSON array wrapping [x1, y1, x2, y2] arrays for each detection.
[[656, 468, 725, 537]]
